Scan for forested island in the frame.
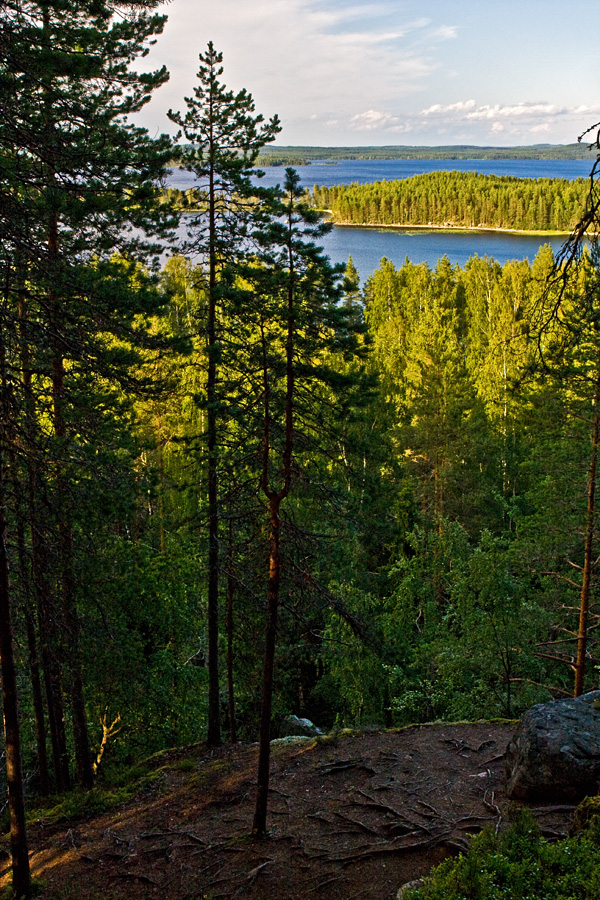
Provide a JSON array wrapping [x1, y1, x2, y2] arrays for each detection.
[[163, 170, 588, 234], [255, 142, 592, 165], [2, 1, 600, 897], [312, 170, 588, 232]]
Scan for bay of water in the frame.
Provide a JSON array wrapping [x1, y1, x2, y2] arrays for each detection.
[[320, 226, 566, 282], [168, 158, 587, 280]]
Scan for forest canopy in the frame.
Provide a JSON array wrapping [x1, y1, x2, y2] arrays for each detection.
[[312, 170, 589, 232]]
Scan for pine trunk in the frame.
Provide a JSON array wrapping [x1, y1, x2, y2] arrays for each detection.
[[253, 185, 296, 836], [252, 496, 281, 837], [0, 328, 31, 896], [226, 514, 237, 744], [206, 109, 221, 747], [16, 293, 50, 794], [574, 371, 600, 696], [51, 348, 93, 789]]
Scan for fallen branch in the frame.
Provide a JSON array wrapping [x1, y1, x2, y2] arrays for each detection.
[[310, 875, 343, 892], [246, 858, 274, 886], [318, 759, 376, 776], [483, 790, 503, 835], [140, 829, 206, 845]]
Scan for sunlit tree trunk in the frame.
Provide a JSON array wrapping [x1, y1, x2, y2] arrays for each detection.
[[253, 187, 295, 837]]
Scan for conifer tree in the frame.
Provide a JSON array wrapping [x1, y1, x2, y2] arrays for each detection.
[[169, 43, 280, 746], [249, 169, 361, 836], [0, 8, 175, 880]]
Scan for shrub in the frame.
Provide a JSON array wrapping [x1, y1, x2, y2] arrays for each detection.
[[406, 806, 600, 900]]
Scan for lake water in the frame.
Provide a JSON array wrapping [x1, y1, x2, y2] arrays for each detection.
[[168, 158, 589, 281], [320, 226, 567, 282]]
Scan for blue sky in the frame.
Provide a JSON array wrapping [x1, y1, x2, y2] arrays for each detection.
[[138, 0, 599, 147]]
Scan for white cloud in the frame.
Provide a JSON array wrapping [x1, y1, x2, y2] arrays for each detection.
[[431, 25, 459, 40], [350, 109, 401, 130], [138, 0, 452, 142], [415, 98, 600, 139], [466, 102, 561, 120], [135, 1, 595, 145], [421, 99, 476, 116]]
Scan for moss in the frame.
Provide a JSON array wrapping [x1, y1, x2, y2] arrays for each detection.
[[571, 794, 600, 835], [171, 757, 197, 773], [27, 786, 137, 826], [189, 759, 232, 788]]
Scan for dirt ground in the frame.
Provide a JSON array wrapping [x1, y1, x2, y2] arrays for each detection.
[[0, 722, 578, 900]]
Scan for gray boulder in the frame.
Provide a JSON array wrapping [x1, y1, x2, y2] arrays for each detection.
[[505, 690, 600, 801], [279, 715, 323, 738]]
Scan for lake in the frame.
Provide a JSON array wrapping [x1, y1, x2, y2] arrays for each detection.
[[168, 158, 589, 281], [319, 225, 566, 283]]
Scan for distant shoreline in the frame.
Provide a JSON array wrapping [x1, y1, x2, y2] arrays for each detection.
[[327, 219, 572, 238], [255, 143, 592, 164]]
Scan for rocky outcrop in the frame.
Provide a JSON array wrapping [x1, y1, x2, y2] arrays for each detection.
[[505, 690, 600, 801], [279, 715, 323, 738]]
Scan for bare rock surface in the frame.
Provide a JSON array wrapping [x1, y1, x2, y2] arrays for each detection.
[[279, 714, 323, 737], [506, 690, 600, 801]]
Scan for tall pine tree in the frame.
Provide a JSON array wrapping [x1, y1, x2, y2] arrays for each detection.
[[169, 43, 280, 746]]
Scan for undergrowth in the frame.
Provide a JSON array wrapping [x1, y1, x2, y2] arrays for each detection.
[[406, 805, 600, 900]]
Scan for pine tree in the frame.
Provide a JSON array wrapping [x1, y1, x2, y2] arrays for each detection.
[[0, 5, 175, 883], [169, 43, 280, 746], [247, 169, 361, 836]]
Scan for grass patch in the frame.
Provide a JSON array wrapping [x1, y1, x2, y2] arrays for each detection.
[[27, 786, 137, 826]]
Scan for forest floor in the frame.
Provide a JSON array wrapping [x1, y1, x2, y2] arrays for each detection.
[[0, 722, 578, 900]]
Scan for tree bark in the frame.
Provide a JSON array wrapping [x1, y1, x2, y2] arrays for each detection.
[[206, 84, 221, 747], [226, 512, 237, 744], [253, 181, 296, 837], [31, 497, 70, 791], [252, 496, 281, 837], [0, 479, 31, 898], [16, 292, 50, 795], [51, 352, 93, 788], [45, 180, 92, 788], [16, 523, 50, 796], [0, 317, 31, 896], [574, 368, 600, 696], [18, 290, 69, 790]]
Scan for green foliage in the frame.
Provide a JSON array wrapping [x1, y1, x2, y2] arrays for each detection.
[[571, 795, 600, 835], [314, 171, 587, 231], [406, 807, 600, 900], [1, 1, 598, 820], [256, 144, 591, 163], [26, 786, 136, 827], [383, 524, 548, 722]]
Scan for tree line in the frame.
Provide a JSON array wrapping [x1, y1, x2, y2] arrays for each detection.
[[313, 170, 589, 231], [256, 143, 592, 162]]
